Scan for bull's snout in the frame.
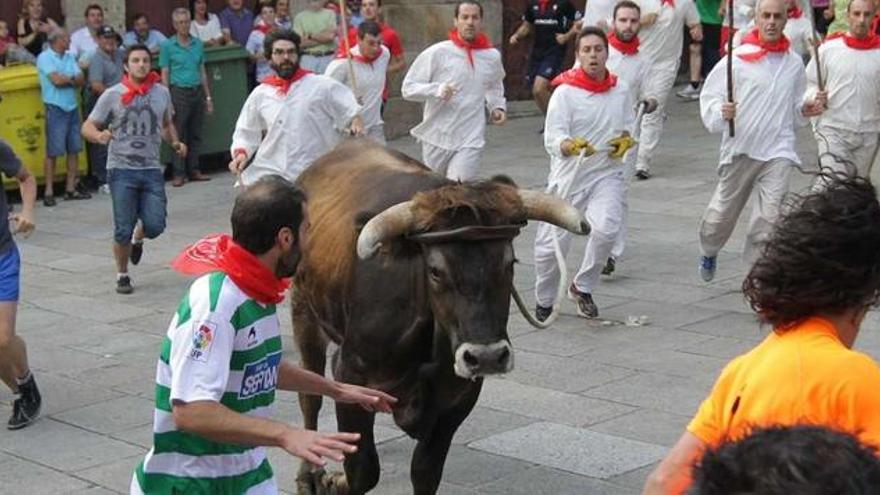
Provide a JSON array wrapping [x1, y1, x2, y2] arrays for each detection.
[[453, 341, 514, 379]]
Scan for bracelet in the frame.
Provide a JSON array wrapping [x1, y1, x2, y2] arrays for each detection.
[[206, 96, 213, 101]]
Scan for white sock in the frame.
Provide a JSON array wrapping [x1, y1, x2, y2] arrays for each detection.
[[16, 369, 32, 385], [117, 272, 129, 280]]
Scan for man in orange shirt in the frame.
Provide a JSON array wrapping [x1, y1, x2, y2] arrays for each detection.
[[644, 175, 880, 494]]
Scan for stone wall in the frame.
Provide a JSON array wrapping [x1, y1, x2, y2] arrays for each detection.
[[60, 0, 126, 33]]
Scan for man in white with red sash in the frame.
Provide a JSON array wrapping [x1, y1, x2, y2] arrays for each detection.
[[533, 27, 635, 321], [326, 21, 391, 145], [229, 30, 363, 186], [733, 0, 814, 60], [633, 0, 701, 180], [697, 0, 826, 282], [807, 0, 880, 181], [401, 1, 507, 181]]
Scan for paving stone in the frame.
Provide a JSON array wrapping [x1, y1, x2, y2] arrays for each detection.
[[479, 378, 636, 427], [53, 396, 154, 435], [0, 418, 144, 472], [608, 464, 657, 491], [469, 422, 666, 479], [506, 349, 635, 393], [73, 454, 145, 493], [584, 372, 714, 417], [675, 335, 758, 360], [448, 406, 537, 445], [478, 465, 635, 495], [442, 445, 536, 487], [28, 294, 156, 324], [588, 409, 691, 447], [0, 453, 92, 495], [5, 371, 124, 416], [680, 311, 768, 340]]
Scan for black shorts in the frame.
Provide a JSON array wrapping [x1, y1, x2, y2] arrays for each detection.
[[700, 23, 722, 79], [527, 49, 564, 85]]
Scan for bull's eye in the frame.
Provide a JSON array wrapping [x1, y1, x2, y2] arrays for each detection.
[[428, 266, 443, 282]]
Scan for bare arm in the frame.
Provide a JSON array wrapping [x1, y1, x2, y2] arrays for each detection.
[[17, 19, 37, 46], [89, 81, 106, 95], [200, 64, 214, 115], [161, 67, 170, 87], [644, 432, 705, 495], [641, 13, 659, 26], [48, 72, 74, 87], [278, 361, 396, 413], [387, 55, 406, 75], [311, 28, 337, 44], [509, 21, 532, 44], [10, 168, 36, 236], [81, 118, 111, 144]]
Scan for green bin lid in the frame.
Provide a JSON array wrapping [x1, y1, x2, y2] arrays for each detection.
[[204, 45, 251, 63], [0, 65, 39, 93]]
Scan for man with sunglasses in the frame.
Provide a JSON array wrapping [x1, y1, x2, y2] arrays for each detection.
[[228, 30, 364, 185]]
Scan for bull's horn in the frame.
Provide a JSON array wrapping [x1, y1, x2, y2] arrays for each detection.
[[518, 190, 590, 235], [357, 201, 417, 259]]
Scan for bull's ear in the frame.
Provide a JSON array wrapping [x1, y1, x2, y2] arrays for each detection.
[[489, 175, 518, 188]]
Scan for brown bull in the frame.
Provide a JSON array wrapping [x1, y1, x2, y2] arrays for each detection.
[[292, 140, 588, 495]]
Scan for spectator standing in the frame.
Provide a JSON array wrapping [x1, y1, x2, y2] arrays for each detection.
[[326, 21, 391, 144], [82, 44, 185, 294], [0, 139, 39, 431], [69, 3, 104, 68], [677, 0, 723, 100], [827, 0, 849, 34], [160, 8, 214, 187], [294, 0, 339, 74], [123, 13, 167, 57], [16, 0, 58, 58], [813, 0, 832, 35], [509, 1, 582, 116], [345, 0, 406, 75], [276, 0, 293, 29], [349, 0, 365, 27], [219, 0, 255, 45], [190, 0, 226, 46], [84, 26, 124, 193], [0, 21, 35, 66], [36, 28, 91, 206], [246, 2, 279, 83]]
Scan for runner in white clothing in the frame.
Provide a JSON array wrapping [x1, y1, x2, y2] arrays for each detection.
[[807, 0, 880, 182], [401, 1, 507, 181], [634, 0, 701, 180], [733, 0, 814, 60], [229, 30, 364, 186], [325, 21, 391, 145], [697, 0, 826, 282], [533, 26, 636, 321]]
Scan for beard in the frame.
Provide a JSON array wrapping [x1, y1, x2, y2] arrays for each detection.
[[616, 29, 636, 41], [272, 60, 299, 79], [275, 248, 302, 278]]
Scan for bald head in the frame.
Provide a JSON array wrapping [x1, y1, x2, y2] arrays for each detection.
[[755, 0, 787, 42]]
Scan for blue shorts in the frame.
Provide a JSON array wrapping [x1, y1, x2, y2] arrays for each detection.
[[528, 50, 564, 85], [45, 104, 83, 158], [108, 168, 167, 245], [0, 246, 22, 302]]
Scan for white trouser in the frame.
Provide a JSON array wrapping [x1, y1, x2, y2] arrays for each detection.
[[131, 471, 278, 494], [814, 125, 879, 180], [610, 146, 639, 259], [366, 124, 386, 146], [636, 61, 679, 173], [699, 155, 793, 263], [534, 168, 625, 306], [421, 143, 483, 181]]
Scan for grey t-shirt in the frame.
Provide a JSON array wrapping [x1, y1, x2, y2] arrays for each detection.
[[85, 49, 124, 110], [0, 140, 24, 254], [88, 83, 173, 170]]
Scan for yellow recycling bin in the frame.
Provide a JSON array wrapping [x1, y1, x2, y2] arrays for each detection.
[[0, 64, 88, 189]]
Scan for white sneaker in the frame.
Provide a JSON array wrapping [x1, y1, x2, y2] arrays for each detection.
[[99, 184, 110, 194], [676, 84, 701, 101]]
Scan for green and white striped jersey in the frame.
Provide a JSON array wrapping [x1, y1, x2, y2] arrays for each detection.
[[132, 272, 282, 494]]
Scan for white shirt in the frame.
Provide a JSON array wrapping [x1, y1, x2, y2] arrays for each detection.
[[544, 80, 634, 194], [638, 0, 699, 66], [723, 0, 757, 29], [402, 40, 506, 151], [807, 36, 880, 133], [608, 44, 653, 102], [700, 46, 808, 166], [325, 46, 391, 134], [191, 13, 224, 43], [733, 17, 814, 60], [69, 26, 98, 63], [583, 0, 617, 28], [231, 74, 362, 185]]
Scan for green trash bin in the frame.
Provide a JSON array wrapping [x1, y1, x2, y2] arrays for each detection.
[[163, 44, 250, 163]]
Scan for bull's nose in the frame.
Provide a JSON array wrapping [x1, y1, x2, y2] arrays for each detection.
[[454, 342, 514, 379]]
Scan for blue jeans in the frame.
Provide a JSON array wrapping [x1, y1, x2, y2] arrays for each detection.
[[45, 104, 83, 158], [0, 246, 21, 302], [108, 168, 167, 245]]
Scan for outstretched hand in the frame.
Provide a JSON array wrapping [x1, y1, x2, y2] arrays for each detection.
[[333, 383, 397, 413], [280, 428, 361, 466]]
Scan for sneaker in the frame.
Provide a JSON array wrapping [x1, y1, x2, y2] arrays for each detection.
[[42, 195, 56, 207], [535, 305, 553, 323], [99, 184, 110, 195], [568, 283, 599, 318], [116, 275, 134, 294], [130, 241, 143, 266], [602, 257, 616, 276], [699, 256, 717, 282], [676, 84, 701, 101], [634, 169, 651, 181], [64, 189, 91, 200], [7, 374, 41, 430]]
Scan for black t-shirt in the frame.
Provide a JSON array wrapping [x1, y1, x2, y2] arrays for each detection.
[[0, 140, 23, 254], [523, 1, 581, 57]]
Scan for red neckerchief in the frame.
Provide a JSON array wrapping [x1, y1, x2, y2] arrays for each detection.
[[551, 68, 618, 93], [336, 44, 382, 64], [787, 6, 803, 18], [253, 23, 272, 34], [538, 0, 552, 13], [121, 72, 161, 106], [448, 29, 493, 67], [262, 68, 311, 96], [608, 32, 640, 55], [172, 234, 291, 304], [662, 0, 675, 7], [826, 31, 880, 49], [737, 28, 791, 62]]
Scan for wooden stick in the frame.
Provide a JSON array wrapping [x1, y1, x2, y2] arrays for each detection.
[[726, 0, 735, 137], [805, 0, 825, 91], [338, 0, 359, 98]]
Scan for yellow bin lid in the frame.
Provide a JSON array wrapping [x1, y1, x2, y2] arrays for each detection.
[[0, 65, 40, 93]]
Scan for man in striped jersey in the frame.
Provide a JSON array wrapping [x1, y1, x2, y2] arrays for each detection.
[[132, 175, 396, 494]]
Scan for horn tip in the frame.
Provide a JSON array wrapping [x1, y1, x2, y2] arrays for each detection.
[[579, 220, 590, 235]]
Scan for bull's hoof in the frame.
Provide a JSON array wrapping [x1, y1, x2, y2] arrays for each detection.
[[318, 470, 349, 495], [296, 466, 325, 495]]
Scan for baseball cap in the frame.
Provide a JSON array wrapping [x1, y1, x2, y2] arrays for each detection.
[[97, 25, 117, 38]]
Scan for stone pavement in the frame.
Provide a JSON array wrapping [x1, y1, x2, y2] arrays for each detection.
[[3, 94, 880, 495]]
